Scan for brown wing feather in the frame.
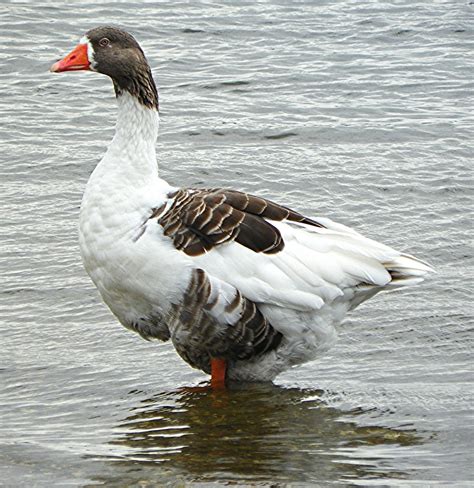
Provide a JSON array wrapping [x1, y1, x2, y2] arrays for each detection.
[[154, 188, 324, 256]]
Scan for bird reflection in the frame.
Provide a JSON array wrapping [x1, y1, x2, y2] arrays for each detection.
[[104, 383, 424, 484]]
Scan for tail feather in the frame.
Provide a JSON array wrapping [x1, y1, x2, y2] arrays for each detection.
[[384, 254, 434, 287], [349, 253, 434, 310]]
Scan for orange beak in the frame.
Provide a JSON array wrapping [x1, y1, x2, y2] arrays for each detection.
[[50, 43, 90, 73]]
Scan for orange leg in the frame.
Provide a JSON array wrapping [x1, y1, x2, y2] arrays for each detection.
[[210, 358, 227, 389]]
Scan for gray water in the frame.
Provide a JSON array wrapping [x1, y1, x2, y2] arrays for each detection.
[[1, 1, 473, 486]]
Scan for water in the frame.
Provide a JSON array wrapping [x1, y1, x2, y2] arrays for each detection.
[[1, 1, 473, 486]]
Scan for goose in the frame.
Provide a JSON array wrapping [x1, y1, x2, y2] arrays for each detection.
[[50, 27, 433, 387]]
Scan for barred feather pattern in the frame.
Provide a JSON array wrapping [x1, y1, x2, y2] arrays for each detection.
[[152, 188, 324, 256], [167, 268, 282, 374]]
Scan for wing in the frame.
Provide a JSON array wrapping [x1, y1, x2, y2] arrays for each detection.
[[151, 188, 324, 256], [152, 186, 431, 305]]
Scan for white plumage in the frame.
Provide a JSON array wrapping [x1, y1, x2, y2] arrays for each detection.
[[77, 92, 431, 381], [52, 27, 433, 383]]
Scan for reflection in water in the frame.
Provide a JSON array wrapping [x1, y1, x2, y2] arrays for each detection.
[[92, 384, 425, 485]]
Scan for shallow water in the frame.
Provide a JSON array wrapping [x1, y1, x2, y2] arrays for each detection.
[[1, 1, 473, 486]]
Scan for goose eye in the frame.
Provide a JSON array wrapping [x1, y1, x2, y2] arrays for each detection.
[[99, 38, 110, 47]]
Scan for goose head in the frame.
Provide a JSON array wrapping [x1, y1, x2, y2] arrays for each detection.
[[50, 26, 159, 110]]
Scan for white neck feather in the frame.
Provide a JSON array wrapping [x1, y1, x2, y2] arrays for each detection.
[[114, 93, 159, 149], [90, 92, 160, 189]]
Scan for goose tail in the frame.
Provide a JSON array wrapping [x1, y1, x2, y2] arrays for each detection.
[[384, 254, 435, 288]]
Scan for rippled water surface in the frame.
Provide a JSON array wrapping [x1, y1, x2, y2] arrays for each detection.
[[1, 1, 473, 486]]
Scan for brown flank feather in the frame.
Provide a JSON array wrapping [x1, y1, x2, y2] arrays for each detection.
[[168, 268, 283, 373]]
